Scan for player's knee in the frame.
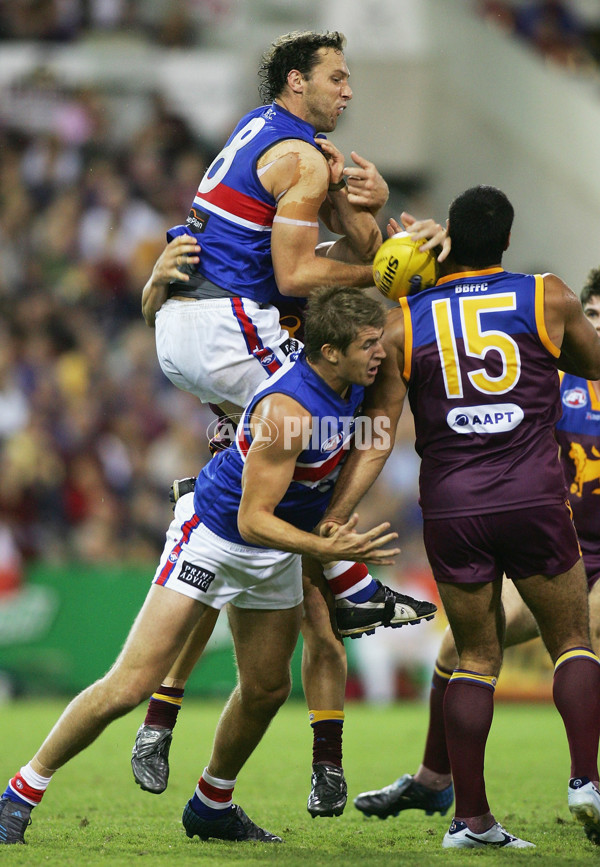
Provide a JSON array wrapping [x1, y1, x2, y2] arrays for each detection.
[[436, 625, 458, 671], [95, 668, 157, 714], [301, 599, 344, 659], [303, 630, 346, 668], [239, 673, 292, 715], [457, 648, 502, 676], [590, 614, 600, 655]]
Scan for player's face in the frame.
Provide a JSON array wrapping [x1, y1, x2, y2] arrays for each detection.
[[583, 294, 600, 337], [340, 326, 386, 387], [303, 48, 352, 132]]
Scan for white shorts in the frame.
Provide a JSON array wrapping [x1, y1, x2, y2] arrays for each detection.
[[155, 297, 299, 408], [152, 493, 303, 610]]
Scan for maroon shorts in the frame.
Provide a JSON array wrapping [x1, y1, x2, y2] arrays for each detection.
[[423, 502, 581, 585], [580, 537, 600, 591]]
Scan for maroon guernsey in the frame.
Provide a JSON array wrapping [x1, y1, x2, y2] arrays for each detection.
[[401, 267, 568, 518]]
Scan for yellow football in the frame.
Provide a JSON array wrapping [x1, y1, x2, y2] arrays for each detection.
[[372, 232, 438, 301]]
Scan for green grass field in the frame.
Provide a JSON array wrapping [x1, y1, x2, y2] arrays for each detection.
[[0, 697, 597, 865]]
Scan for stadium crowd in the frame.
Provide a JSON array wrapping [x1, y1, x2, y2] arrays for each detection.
[[477, 0, 600, 72], [0, 87, 222, 567], [0, 0, 233, 47], [2, 0, 600, 72]]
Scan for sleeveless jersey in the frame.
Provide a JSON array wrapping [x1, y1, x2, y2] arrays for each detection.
[[402, 268, 567, 518], [167, 102, 321, 306], [194, 351, 364, 546], [555, 372, 600, 544]]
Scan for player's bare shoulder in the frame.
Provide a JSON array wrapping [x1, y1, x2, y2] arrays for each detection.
[[543, 271, 576, 307], [542, 272, 583, 343], [543, 271, 600, 378], [383, 304, 406, 351], [251, 391, 312, 456], [258, 139, 328, 201]]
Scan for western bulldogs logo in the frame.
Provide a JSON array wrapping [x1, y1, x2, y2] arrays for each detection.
[[321, 432, 343, 452]]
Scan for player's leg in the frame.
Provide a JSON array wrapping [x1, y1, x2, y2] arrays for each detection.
[[436, 578, 533, 849], [354, 578, 539, 820], [134, 551, 436, 806], [182, 602, 302, 844], [209, 603, 302, 776], [131, 467, 223, 794], [131, 471, 220, 797], [419, 576, 537, 788], [131, 300, 294, 791], [587, 572, 600, 657], [0, 585, 205, 844], [301, 557, 348, 818], [131, 607, 219, 793], [434, 579, 501, 832], [514, 559, 600, 844], [353, 620, 456, 820], [587, 576, 600, 842], [325, 559, 437, 638]]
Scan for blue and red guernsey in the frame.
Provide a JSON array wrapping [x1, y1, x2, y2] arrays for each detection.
[[401, 268, 567, 518], [556, 373, 600, 546], [194, 351, 364, 546], [167, 103, 321, 306]]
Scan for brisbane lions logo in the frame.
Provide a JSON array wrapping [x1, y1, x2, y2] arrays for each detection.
[[568, 442, 600, 498]]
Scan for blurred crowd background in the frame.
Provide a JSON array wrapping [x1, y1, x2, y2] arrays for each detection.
[[0, 0, 597, 700]]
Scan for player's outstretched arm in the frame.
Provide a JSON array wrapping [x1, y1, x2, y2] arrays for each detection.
[[237, 393, 400, 565], [323, 308, 407, 528], [141, 235, 200, 326], [544, 273, 600, 378]]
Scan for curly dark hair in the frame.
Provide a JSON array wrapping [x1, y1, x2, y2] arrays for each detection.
[[581, 267, 600, 305], [257, 30, 346, 104]]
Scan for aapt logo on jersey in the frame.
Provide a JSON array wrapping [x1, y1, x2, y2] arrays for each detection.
[[177, 560, 216, 592], [562, 387, 588, 409], [447, 403, 524, 435]]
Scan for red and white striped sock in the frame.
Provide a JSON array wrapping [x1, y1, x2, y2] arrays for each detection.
[[190, 767, 236, 819], [5, 764, 52, 806], [323, 561, 377, 601]]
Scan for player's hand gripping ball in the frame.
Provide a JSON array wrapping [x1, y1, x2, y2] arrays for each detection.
[[373, 232, 438, 301]]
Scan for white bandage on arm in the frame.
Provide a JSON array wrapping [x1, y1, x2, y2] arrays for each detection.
[[273, 215, 319, 228]]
